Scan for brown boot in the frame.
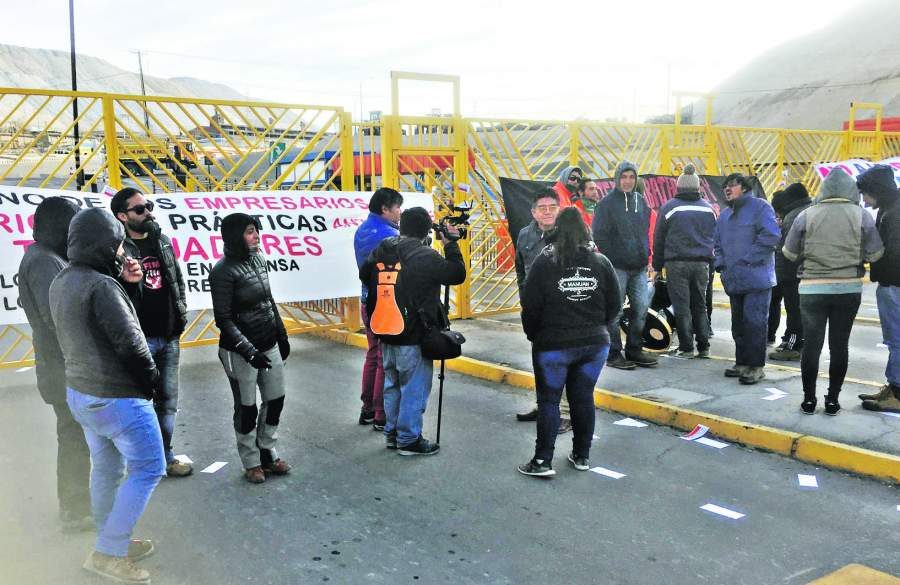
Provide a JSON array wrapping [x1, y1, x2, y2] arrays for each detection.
[[858, 384, 892, 402], [127, 539, 154, 561], [262, 459, 291, 476], [83, 551, 150, 584], [244, 466, 266, 483], [862, 388, 900, 413]]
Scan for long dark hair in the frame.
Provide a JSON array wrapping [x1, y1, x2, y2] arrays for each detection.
[[554, 207, 590, 268]]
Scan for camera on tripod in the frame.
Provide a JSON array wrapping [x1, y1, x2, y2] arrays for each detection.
[[432, 204, 472, 242]]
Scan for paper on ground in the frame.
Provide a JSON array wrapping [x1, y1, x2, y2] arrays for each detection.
[[700, 503, 745, 520], [15, 366, 32, 373], [798, 474, 818, 488], [590, 466, 626, 479], [613, 418, 648, 428], [882, 412, 900, 419], [878, 343, 888, 349], [681, 424, 709, 441], [694, 437, 729, 449], [762, 387, 787, 401], [174, 454, 193, 464], [200, 461, 227, 474], [896, 504, 899, 512]]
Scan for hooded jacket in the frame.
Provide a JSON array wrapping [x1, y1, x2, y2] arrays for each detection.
[[772, 183, 812, 282], [514, 221, 556, 296], [360, 235, 466, 346], [122, 226, 187, 338], [858, 165, 900, 286], [552, 165, 581, 208], [209, 213, 288, 360], [652, 189, 716, 272], [49, 208, 158, 399], [591, 161, 651, 270], [353, 212, 399, 302], [18, 197, 78, 405], [783, 168, 884, 282], [714, 190, 780, 294]]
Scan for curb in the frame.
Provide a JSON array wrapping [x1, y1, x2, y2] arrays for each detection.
[[311, 328, 900, 484]]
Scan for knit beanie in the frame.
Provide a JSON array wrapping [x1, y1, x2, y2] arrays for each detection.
[[676, 164, 700, 193]]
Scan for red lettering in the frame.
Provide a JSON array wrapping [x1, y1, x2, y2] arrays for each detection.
[[298, 197, 315, 209], [304, 235, 322, 256], [280, 197, 298, 210], [210, 235, 224, 259], [262, 196, 279, 209], [243, 197, 263, 210], [226, 197, 241, 208], [261, 234, 285, 256], [283, 235, 306, 256], [203, 197, 229, 210], [182, 237, 210, 262], [312, 196, 330, 208], [184, 198, 202, 210], [12, 239, 33, 252], [355, 197, 367, 209]]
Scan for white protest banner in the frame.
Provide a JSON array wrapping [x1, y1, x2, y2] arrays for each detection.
[[813, 156, 900, 183], [0, 185, 433, 325]]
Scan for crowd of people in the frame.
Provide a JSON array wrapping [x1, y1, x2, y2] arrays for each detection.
[[15, 160, 899, 582]]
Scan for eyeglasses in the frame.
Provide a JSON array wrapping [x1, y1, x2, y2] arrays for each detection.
[[568, 175, 582, 182], [125, 201, 154, 214], [535, 204, 559, 213]]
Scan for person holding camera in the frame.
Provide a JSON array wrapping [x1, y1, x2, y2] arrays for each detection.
[[518, 208, 622, 477], [49, 207, 164, 584], [111, 188, 192, 478], [359, 207, 467, 456], [210, 213, 291, 483]]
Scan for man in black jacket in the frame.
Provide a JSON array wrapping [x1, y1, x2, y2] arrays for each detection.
[[360, 207, 466, 456], [18, 197, 92, 532], [857, 166, 900, 412], [210, 213, 291, 483], [111, 188, 192, 477], [49, 208, 163, 585]]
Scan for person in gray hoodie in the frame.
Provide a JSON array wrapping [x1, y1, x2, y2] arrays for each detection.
[[784, 168, 884, 415], [591, 160, 658, 369]]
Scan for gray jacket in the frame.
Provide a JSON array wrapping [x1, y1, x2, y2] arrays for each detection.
[[50, 208, 158, 399], [515, 221, 556, 296]]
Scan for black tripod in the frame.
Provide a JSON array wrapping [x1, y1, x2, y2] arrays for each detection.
[[435, 283, 450, 445]]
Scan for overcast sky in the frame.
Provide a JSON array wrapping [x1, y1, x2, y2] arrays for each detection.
[[5, 0, 858, 121]]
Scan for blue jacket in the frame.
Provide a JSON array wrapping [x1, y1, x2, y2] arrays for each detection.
[[652, 191, 716, 271], [591, 160, 651, 271], [714, 192, 780, 294], [353, 213, 399, 301]]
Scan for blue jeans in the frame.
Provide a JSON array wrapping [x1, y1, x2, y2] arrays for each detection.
[[729, 289, 772, 368], [877, 285, 900, 387], [66, 388, 165, 557], [381, 344, 434, 447], [533, 343, 609, 462], [147, 336, 180, 464], [608, 268, 648, 355]]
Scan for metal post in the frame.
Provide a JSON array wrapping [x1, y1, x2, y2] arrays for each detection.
[[68, 0, 84, 190], [134, 50, 150, 135]]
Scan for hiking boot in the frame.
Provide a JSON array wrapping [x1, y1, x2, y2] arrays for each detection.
[[724, 364, 748, 378], [671, 349, 694, 359], [385, 432, 398, 450], [626, 351, 659, 368], [517, 458, 555, 478], [558, 418, 572, 435], [60, 511, 94, 534], [606, 352, 637, 370], [739, 366, 766, 385], [768, 348, 801, 361], [398, 436, 440, 456], [516, 407, 538, 422], [127, 540, 154, 562], [244, 466, 266, 484], [83, 551, 150, 584], [696, 348, 710, 359], [262, 459, 291, 476], [800, 397, 817, 414], [859, 384, 893, 402], [862, 389, 900, 414], [166, 460, 193, 477], [567, 452, 589, 471], [358, 410, 375, 425]]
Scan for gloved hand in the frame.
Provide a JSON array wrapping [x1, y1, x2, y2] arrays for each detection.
[[249, 351, 272, 370], [143, 367, 160, 400], [278, 338, 290, 362]]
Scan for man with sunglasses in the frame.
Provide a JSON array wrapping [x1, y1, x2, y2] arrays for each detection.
[[552, 166, 583, 209], [111, 188, 192, 477]]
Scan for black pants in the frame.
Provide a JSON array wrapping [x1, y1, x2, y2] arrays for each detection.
[[780, 278, 804, 350], [52, 403, 92, 517], [799, 293, 861, 400], [667, 260, 711, 352], [768, 282, 783, 342]]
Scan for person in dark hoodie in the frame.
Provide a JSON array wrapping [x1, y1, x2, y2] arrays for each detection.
[[769, 183, 812, 361], [856, 165, 900, 413], [360, 207, 466, 456], [784, 168, 883, 415], [210, 213, 291, 484], [49, 207, 163, 585], [591, 160, 658, 369], [652, 164, 716, 358], [518, 208, 621, 477], [18, 197, 93, 533], [552, 165, 582, 208]]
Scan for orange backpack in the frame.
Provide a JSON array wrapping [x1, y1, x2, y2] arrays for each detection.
[[369, 258, 410, 338]]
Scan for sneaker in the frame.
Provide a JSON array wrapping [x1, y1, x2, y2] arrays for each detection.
[[626, 351, 659, 368], [696, 348, 710, 359], [516, 407, 538, 422], [567, 452, 589, 471], [739, 366, 766, 385], [800, 397, 817, 414], [861, 389, 900, 414], [671, 349, 694, 359], [606, 352, 637, 370], [767, 337, 777, 346], [166, 460, 193, 477], [768, 348, 801, 361], [385, 432, 398, 450], [724, 364, 747, 378], [358, 410, 375, 425], [398, 436, 440, 456], [859, 384, 893, 402], [558, 418, 573, 435], [373, 420, 386, 431], [127, 540, 154, 562], [824, 399, 841, 416], [60, 511, 94, 534], [83, 551, 150, 584], [244, 466, 266, 484], [517, 458, 555, 478], [262, 459, 291, 476]]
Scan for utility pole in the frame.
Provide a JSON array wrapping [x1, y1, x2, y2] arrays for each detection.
[[68, 0, 84, 190], [133, 50, 150, 135]]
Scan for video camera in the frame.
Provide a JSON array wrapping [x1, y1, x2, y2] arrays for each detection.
[[432, 204, 472, 242]]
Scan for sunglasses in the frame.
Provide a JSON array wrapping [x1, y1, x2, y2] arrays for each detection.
[[125, 201, 154, 214]]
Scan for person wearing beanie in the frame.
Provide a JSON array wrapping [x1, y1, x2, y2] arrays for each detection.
[[714, 173, 780, 385], [652, 164, 717, 358], [769, 183, 812, 361], [856, 165, 900, 413], [360, 207, 467, 456], [784, 168, 884, 415], [210, 213, 292, 483], [18, 197, 94, 533]]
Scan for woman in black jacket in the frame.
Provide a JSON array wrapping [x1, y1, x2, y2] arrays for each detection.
[[518, 208, 622, 478], [210, 213, 291, 483]]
